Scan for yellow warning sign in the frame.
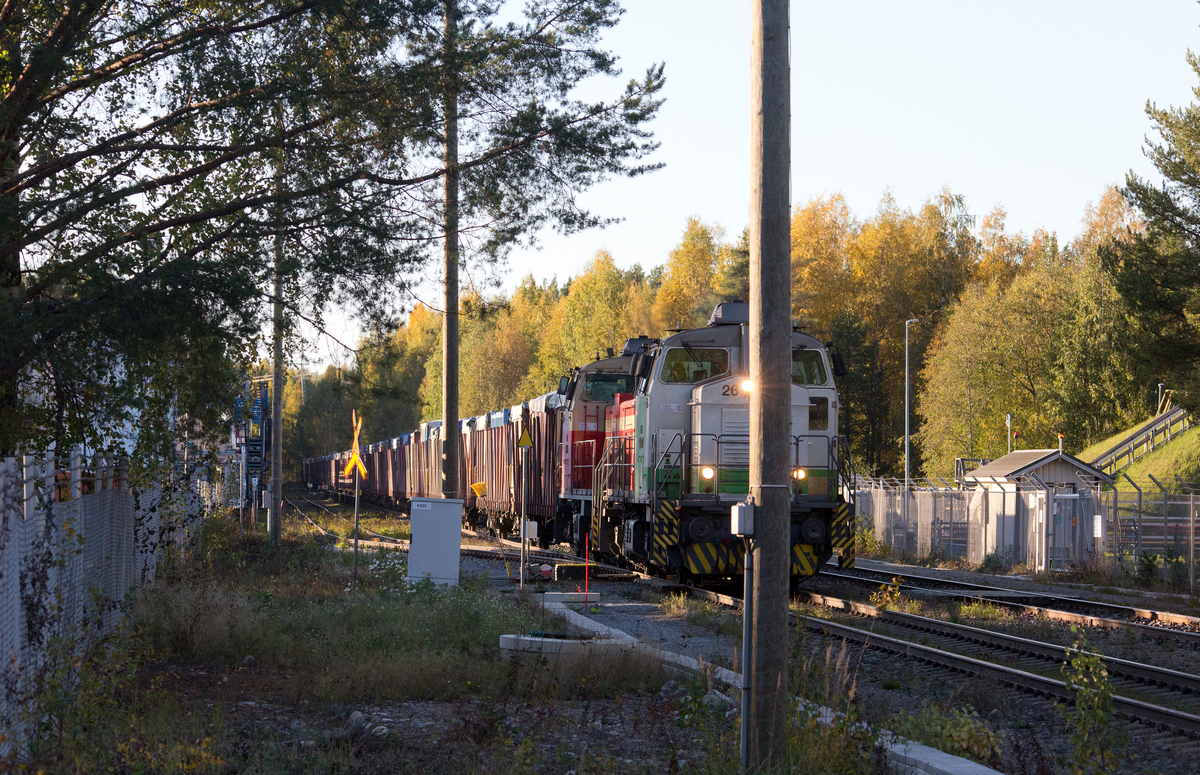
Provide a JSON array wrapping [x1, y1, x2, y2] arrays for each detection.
[[342, 410, 368, 479], [517, 427, 533, 448]]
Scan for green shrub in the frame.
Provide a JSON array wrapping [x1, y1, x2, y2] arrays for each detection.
[[856, 523, 890, 559], [888, 705, 1003, 766], [659, 592, 742, 637], [869, 576, 905, 611], [1061, 627, 1126, 775], [979, 545, 1022, 574], [958, 599, 1009, 621], [1137, 552, 1160, 586]]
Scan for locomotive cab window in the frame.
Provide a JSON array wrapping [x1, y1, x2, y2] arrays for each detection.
[[792, 349, 829, 386], [661, 347, 729, 384], [581, 373, 634, 403]]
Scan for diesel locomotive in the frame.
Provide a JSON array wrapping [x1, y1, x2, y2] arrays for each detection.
[[303, 302, 856, 583]]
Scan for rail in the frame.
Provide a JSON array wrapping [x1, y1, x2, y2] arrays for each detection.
[[822, 566, 1200, 647], [795, 589, 1200, 700], [686, 583, 1200, 738]]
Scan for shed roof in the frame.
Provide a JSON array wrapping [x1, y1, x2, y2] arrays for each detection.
[[964, 448, 1111, 483]]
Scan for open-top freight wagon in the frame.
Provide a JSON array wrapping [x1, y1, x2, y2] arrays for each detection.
[[303, 302, 856, 584]]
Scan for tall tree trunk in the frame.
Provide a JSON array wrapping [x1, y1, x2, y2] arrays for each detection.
[[272, 130, 285, 542], [0, 30, 22, 453]]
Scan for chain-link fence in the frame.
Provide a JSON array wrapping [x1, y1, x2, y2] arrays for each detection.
[[1097, 476, 1199, 588], [1, 449, 217, 756], [854, 474, 1105, 572], [855, 472, 1200, 590]]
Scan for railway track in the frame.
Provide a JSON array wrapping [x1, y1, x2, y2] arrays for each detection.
[[283, 497, 636, 572], [285, 496, 1200, 748], [820, 565, 1200, 647], [300, 497, 410, 545], [683, 584, 1200, 742]]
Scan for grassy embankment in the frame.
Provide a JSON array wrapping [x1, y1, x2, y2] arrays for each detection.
[[12, 515, 684, 774], [1074, 413, 1160, 463], [1073, 412, 1200, 488], [1119, 426, 1200, 487]]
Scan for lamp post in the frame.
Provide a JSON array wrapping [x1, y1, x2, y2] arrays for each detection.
[[1006, 413, 1012, 455], [905, 318, 918, 528]]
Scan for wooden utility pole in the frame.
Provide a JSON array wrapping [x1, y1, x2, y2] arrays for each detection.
[[747, 0, 791, 766], [441, 0, 460, 500]]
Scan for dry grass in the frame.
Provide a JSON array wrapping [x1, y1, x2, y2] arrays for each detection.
[[677, 634, 887, 775], [658, 591, 743, 638], [956, 599, 1012, 622], [287, 497, 412, 541], [19, 512, 893, 775], [138, 518, 652, 703]]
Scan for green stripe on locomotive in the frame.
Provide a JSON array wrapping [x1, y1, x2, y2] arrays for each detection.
[[684, 467, 834, 496]]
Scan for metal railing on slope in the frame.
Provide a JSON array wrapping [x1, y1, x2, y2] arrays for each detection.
[[1092, 405, 1192, 476]]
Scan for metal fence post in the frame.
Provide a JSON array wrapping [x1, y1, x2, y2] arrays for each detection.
[[1028, 473, 1052, 573], [1120, 473, 1143, 560], [1110, 483, 1119, 568], [1148, 474, 1169, 563], [69, 447, 82, 501]]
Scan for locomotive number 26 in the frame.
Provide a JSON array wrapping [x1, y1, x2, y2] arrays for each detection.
[[721, 384, 740, 396]]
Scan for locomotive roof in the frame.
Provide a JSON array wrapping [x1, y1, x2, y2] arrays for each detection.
[[579, 354, 633, 372], [658, 325, 824, 349]]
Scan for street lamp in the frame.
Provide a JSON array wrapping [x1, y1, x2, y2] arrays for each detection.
[[905, 318, 918, 528]]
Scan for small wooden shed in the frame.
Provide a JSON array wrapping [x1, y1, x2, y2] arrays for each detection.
[[962, 449, 1111, 571]]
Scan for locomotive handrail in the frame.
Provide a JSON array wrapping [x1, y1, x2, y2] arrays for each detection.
[[591, 436, 637, 518], [571, 438, 597, 492], [835, 435, 856, 505], [650, 431, 687, 516]]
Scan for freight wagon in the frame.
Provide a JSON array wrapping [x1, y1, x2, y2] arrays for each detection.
[[303, 302, 856, 584]]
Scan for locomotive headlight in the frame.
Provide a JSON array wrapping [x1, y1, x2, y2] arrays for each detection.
[[741, 379, 753, 392], [792, 468, 807, 480], [701, 466, 716, 480]]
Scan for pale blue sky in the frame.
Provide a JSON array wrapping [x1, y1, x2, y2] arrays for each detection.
[[315, 1, 1200, 363], [495, 1, 1200, 283]]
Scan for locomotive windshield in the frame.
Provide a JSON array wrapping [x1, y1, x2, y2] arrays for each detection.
[[792, 349, 828, 385], [580, 373, 634, 402], [661, 347, 729, 384]]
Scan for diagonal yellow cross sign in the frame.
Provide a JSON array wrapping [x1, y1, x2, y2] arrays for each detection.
[[343, 410, 368, 480]]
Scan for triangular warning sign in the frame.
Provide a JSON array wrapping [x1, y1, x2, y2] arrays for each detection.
[[517, 427, 534, 448]]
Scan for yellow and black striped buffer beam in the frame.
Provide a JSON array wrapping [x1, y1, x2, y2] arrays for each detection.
[[831, 501, 855, 568], [683, 542, 744, 575], [590, 504, 600, 551], [791, 543, 818, 576], [652, 500, 679, 566]]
